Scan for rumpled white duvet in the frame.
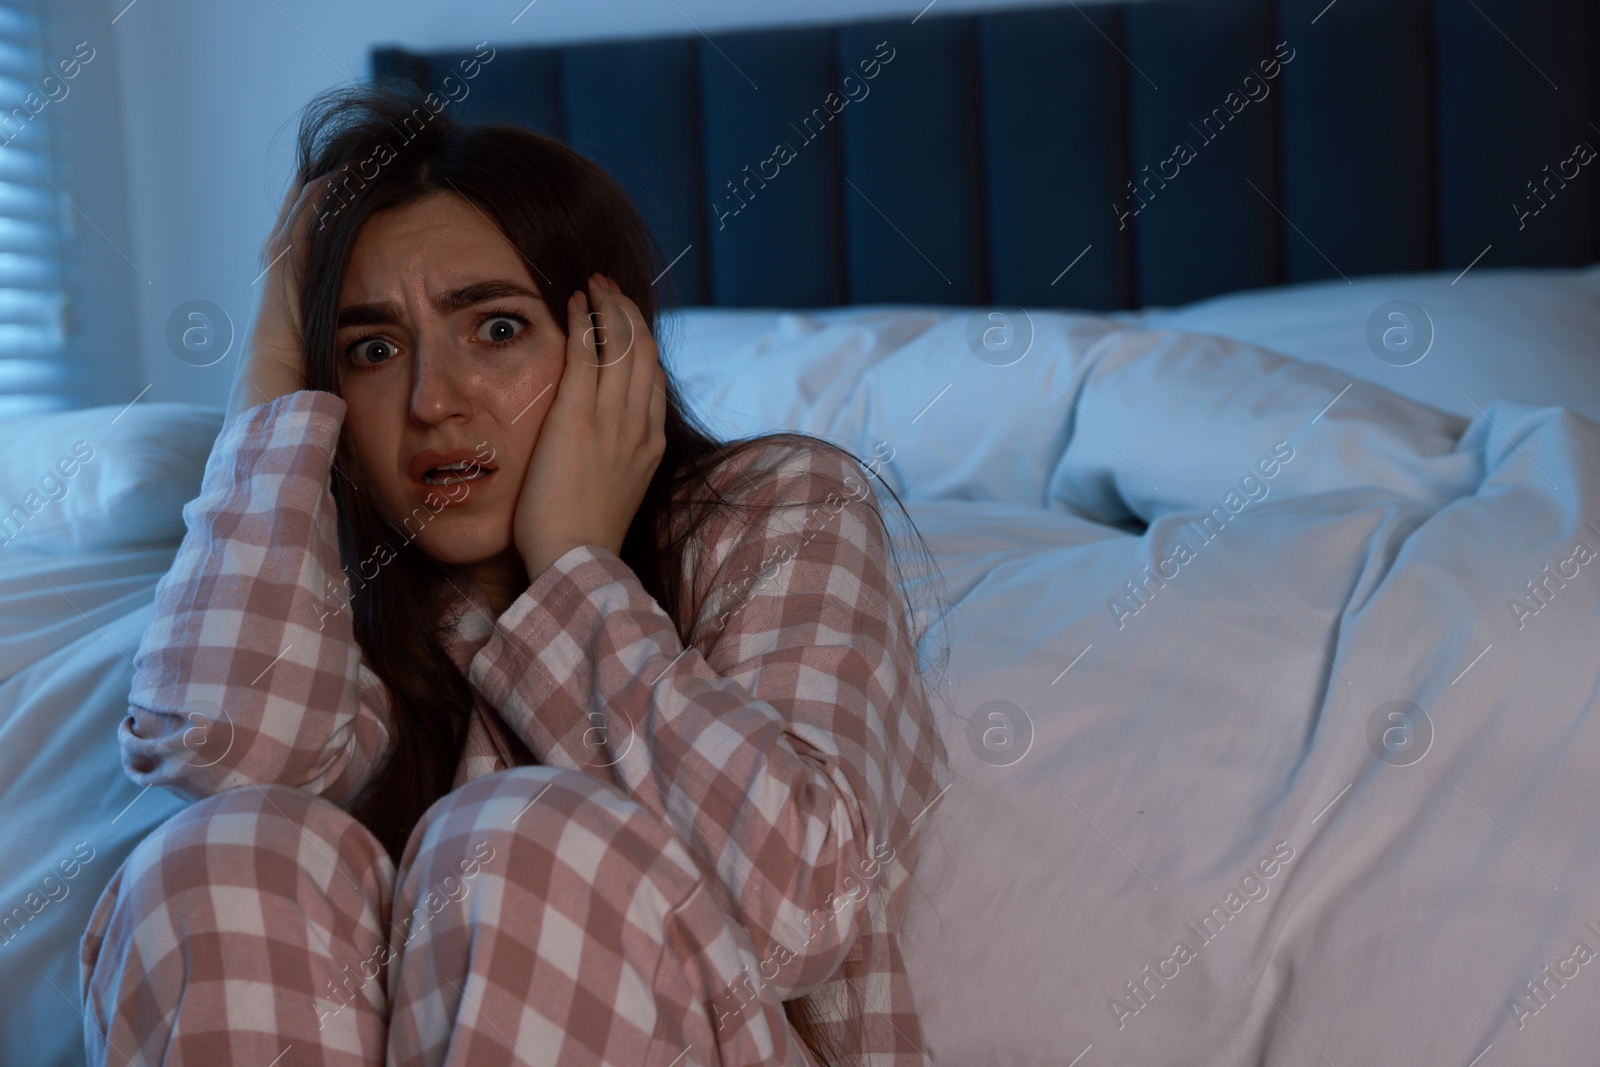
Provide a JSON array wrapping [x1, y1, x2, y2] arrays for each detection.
[[4, 265, 1600, 1066]]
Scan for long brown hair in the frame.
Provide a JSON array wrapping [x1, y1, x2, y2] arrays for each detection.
[[286, 78, 954, 1066]]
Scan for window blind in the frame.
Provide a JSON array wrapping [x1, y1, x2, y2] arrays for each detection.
[[0, 0, 72, 418]]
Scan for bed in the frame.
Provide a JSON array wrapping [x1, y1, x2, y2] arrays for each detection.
[[5, 0, 1600, 1064]]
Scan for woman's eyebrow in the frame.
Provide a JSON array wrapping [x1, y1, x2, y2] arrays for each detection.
[[337, 279, 543, 329]]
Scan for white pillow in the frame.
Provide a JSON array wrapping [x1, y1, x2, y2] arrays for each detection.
[[1047, 326, 1479, 525], [0, 402, 223, 553], [1132, 265, 1600, 425], [664, 265, 1600, 516], [665, 305, 1124, 509]]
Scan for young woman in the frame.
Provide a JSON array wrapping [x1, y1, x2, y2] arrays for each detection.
[[78, 81, 953, 1067]]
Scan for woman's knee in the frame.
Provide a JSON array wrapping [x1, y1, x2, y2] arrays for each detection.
[[83, 783, 391, 984], [404, 766, 695, 883], [81, 786, 395, 1062], [396, 765, 704, 941], [384, 767, 714, 1065], [126, 783, 389, 894], [385, 768, 790, 1067]]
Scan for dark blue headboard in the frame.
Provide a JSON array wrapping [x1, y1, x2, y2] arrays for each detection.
[[372, 0, 1600, 311]]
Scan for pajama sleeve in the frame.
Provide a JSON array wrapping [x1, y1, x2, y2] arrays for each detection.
[[119, 390, 393, 810], [468, 436, 946, 1000]]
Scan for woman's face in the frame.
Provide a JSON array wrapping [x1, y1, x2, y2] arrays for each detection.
[[334, 191, 566, 579]]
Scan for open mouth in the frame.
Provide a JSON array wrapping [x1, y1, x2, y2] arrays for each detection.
[[420, 461, 494, 486]]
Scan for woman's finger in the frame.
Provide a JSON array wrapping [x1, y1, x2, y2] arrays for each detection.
[[564, 288, 600, 413], [262, 174, 332, 286], [288, 175, 333, 247], [593, 275, 656, 423], [586, 275, 620, 380], [624, 285, 659, 426], [588, 275, 634, 432]]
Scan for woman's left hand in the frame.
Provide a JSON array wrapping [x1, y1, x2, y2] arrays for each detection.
[[512, 273, 669, 578]]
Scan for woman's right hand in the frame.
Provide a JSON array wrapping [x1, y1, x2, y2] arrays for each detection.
[[224, 174, 330, 423]]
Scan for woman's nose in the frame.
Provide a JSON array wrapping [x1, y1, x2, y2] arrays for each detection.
[[408, 329, 472, 423]]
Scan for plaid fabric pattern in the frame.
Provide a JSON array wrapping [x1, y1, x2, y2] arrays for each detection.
[[85, 390, 951, 1066], [80, 769, 822, 1066]]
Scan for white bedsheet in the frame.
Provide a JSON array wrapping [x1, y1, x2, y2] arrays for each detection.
[[895, 337, 1600, 1065], [4, 265, 1598, 1065], [0, 545, 189, 1066]]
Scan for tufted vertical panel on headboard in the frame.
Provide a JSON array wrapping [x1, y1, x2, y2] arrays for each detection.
[[561, 38, 711, 305], [1274, 0, 1436, 284], [979, 4, 1135, 310], [372, 0, 1600, 311], [700, 28, 846, 307], [837, 18, 990, 305], [1123, 0, 1282, 307], [1434, 0, 1597, 270]]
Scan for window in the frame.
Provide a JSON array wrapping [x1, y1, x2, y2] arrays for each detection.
[[0, 0, 72, 417]]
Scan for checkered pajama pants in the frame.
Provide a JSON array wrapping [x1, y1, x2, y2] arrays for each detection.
[[78, 766, 820, 1067]]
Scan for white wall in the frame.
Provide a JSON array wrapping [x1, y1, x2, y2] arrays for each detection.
[[70, 0, 1121, 413]]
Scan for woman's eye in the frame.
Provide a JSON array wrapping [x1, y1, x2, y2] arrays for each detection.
[[347, 336, 395, 366], [478, 314, 528, 346]]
